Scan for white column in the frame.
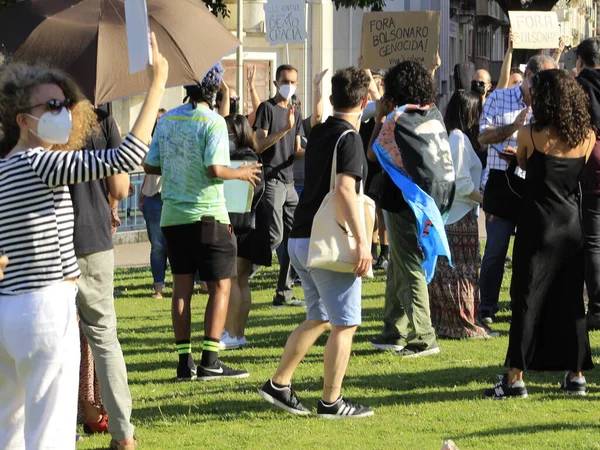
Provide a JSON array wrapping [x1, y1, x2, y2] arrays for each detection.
[[308, 0, 334, 119], [236, 0, 244, 114]]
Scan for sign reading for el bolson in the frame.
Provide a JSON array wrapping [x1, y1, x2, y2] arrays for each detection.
[[264, 0, 307, 45], [360, 11, 440, 71]]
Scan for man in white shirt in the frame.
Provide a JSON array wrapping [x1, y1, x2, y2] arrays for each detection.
[[478, 55, 557, 324]]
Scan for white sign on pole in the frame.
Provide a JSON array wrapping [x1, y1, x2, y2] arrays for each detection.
[[263, 0, 307, 45], [125, 0, 153, 74]]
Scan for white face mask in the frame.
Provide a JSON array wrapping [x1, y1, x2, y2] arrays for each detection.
[[278, 84, 296, 101], [26, 107, 72, 145]]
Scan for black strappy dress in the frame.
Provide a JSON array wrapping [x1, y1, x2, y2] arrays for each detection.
[[505, 137, 594, 372]]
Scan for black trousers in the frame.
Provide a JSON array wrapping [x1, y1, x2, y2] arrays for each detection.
[[583, 194, 600, 318]]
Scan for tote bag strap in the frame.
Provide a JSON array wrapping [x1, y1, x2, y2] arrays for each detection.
[[330, 129, 358, 191]]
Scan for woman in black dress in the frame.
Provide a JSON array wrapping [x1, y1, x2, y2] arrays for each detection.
[[220, 114, 269, 350], [485, 69, 596, 399]]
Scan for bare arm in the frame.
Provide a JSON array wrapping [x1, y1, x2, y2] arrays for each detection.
[[106, 173, 130, 201], [246, 66, 262, 127], [334, 173, 372, 277], [430, 52, 441, 79], [129, 34, 168, 145], [468, 189, 484, 204], [254, 106, 296, 153], [479, 107, 529, 146], [218, 80, 230, 117], [207, 163, 261, 186], [497, 30, 514, 90], [551, 38, 566, 64], [309, 69, 328, 127], [0, 254, 8, 281]]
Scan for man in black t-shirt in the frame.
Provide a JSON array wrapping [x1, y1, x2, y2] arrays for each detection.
[[259, 66, 374, 418], [254, 65, 305, 308], [68, 110, 136, 449]]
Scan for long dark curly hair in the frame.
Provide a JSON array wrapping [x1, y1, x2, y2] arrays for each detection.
[[531, 69, 592, 148], [383, 61, 437, 106]]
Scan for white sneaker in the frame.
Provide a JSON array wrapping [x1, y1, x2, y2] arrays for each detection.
[[219, 332, 247, 350]]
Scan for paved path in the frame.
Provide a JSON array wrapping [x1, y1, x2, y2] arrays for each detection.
[[114, 215, 488, 269], [114, 242, 151, 268]]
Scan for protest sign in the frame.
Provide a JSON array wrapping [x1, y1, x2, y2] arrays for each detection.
[[360, 11, 440, 71], [125, 0, 152, 74], [224, 161, 255, 213], [263, 0, 307, 45], [508, 11, 560, 50]]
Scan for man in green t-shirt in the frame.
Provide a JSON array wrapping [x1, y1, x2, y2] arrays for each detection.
[[145, 63, 260, 381]]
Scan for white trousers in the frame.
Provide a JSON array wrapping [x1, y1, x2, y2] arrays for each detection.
[[0, 282, 80, 450]]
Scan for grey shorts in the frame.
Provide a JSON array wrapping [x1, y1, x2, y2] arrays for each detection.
[[288, 238, 362, 326]]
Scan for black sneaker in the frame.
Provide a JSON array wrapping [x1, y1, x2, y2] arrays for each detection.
[[176, 356, 197, 382], [373, 256, 389, 271], [197, 360, 250, 381], [258, 379, 310, 415], [272, 296, 306, 308], [484, 374, 528, 399], [396, 344, 440, 359], [370, 335, 405, 352], [560, 372, 587, 396], [316, 397, 374, 419]]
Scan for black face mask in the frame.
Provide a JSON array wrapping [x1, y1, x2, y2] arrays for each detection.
[[471, 80, 487, 96]]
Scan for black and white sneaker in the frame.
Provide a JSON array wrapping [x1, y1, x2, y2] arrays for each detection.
[[258, 379, 311, 415], [560, 372, 587, 396], [370, 335, 405, 352], [396, 344, 440, 359], [317, 397, 374, 419], [176, 356, 197, 382], [197, 360, 250, 381], [484, 374, 528, 399]]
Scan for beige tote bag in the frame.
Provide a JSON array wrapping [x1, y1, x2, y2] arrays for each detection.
[[307, 129, 376, 278]]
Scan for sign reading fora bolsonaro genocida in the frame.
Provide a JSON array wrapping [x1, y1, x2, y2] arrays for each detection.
[[360, 11, 440, 71], [508, 11, 560, 50], [264, 0, 307, 45]]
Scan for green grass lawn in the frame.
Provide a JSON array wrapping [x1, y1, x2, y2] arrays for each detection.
[[78, 257, 600, 449]]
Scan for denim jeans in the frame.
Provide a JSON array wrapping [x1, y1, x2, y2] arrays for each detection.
[[142, 193, 168, 286], [480, 213, 515, 317]]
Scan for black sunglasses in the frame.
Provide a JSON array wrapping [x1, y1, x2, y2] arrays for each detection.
[[472, 81, 487, 87], [22, 99, 75, 115]]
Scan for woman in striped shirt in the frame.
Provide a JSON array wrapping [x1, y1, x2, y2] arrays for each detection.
[[0, 34, 168, 450]]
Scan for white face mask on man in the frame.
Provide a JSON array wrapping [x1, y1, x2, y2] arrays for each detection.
[[26, 107, 73, 145], [278, 84, 296, 101]]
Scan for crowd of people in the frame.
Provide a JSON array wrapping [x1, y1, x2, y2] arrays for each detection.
[[1, 26, 600, 448]]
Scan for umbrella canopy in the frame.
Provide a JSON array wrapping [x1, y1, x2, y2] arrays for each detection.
[[0, 0, 240, 105]]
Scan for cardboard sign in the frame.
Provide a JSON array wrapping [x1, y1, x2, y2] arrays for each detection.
[[360, 11, 440, 71], [263, 0, 307, 45], [508, 11, 560, 50], [125, 0, 152, 74]]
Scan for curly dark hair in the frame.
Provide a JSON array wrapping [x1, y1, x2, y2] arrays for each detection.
[[383, 61, 437, 106], [531, 69, 592, 148]]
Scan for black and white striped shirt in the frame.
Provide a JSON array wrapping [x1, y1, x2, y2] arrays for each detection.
[[0, 134, 148, 295]]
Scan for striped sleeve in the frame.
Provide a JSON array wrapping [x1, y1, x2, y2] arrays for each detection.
[[28, 134, 148, 188]]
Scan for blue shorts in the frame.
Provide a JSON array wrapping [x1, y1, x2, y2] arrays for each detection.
[[288, 238, 362, 326]]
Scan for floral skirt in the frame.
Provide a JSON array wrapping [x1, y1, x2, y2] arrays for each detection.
[[429, 210, 491, 339], [77, 322, 103, 424]]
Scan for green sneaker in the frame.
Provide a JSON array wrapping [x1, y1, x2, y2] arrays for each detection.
[[272, 296, 306, 309], [370, 335, 406, 352]]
